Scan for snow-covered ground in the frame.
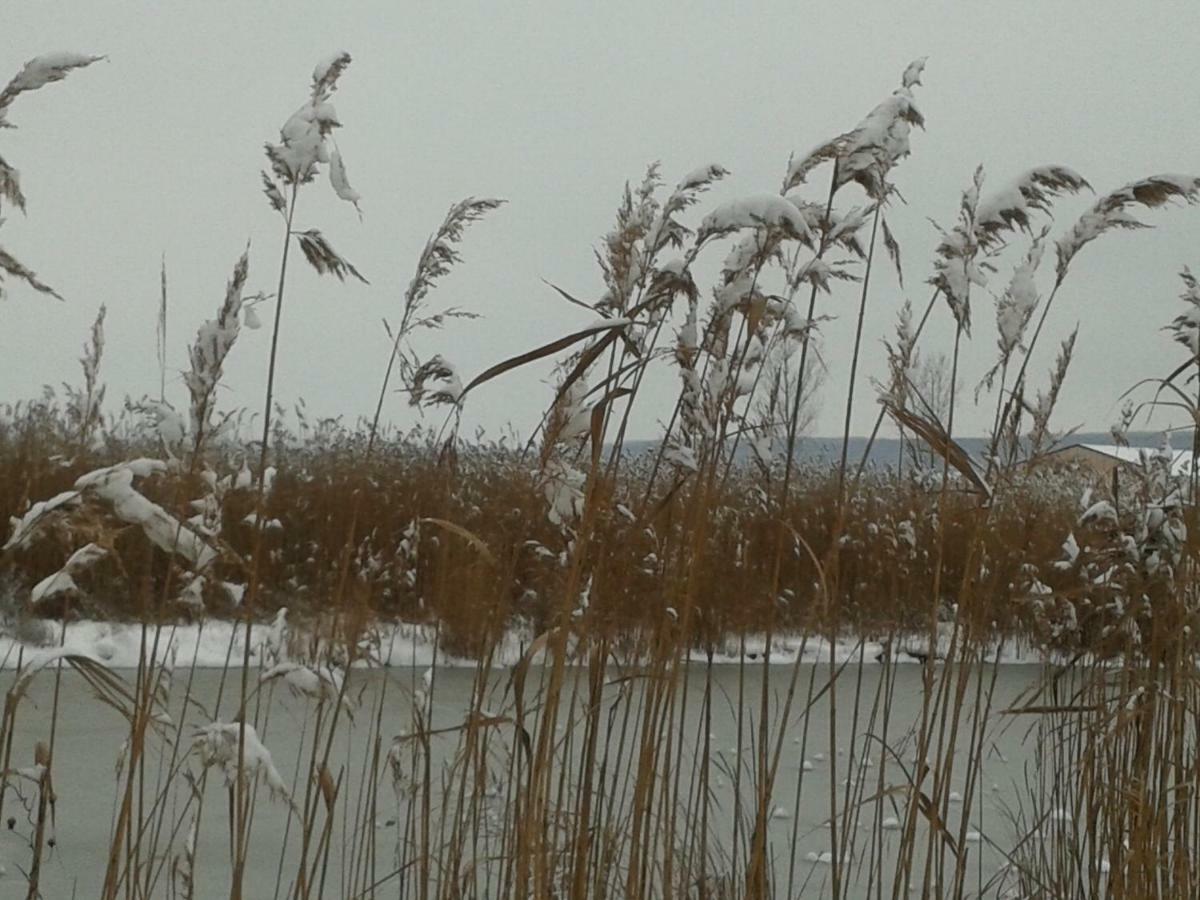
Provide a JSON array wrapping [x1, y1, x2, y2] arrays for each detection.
[[0, 617, 1049, 671]]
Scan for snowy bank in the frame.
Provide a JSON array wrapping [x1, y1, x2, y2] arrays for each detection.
[[0, 618, 1052, 671]]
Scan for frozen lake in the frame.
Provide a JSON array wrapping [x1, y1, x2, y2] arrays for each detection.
[[0, 661, 1048, 898]]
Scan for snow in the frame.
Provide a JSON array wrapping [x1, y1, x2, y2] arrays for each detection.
[[177, 574, 205, 609], [1080, 499, 1118, 528], [311, 52, 351, 96], [664, 442, 699, 473], [700, 627, 1047, 667], [827, 205, 870, 245], [1056, 174, 1200, 276], [329, 149, 361, 211], [543, 457, 585, 526], [1064, 443, 1199, 478], [836, 86, 922, 196], [29, 570, 77, 605], [76, 461, 217, 570], [792, 257, 839, 294], [137, 400, 187, 450], [675, 163, 728, 194], [656, 256, 687, 277], [974, 166, 1088, 246], [994, 238, 1044, 356], [270, 100, 338, 182], [2, 52, 102, 96], [4, 489, 81, 552], [29, 542, 107, 604], [193, 721, 295, 809], [260, 661, 349, 707], [0, 620, 1056, 671], [76, 458, 166, 485], [242, 512, 283, 531], [901, 57, 927, 89], [184, 252, 248, 438], [937, 254, 987, 323], [267, 53, 361, 206], [700, 194, 812, 240], [234, 461, 253, 490]]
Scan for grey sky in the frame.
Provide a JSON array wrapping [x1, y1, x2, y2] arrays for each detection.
[[4, 1, 1199, 443]]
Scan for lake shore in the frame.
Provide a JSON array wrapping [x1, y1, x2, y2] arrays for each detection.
[[0, 616, 1052, 670]]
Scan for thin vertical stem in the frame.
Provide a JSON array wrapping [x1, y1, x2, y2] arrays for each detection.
[[232, 181, 299, 900], [837, 203, 883, 500]]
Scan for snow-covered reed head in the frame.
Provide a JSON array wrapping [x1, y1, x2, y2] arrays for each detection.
[[409, 355, 464, 408], [0, 52, 103, 208], [783, 57, 926, 200], [1056, 175, 1200, 284], [264, 51, 359, 201], [929, 168, 986, 335], [933, 165, 1090, 339], [0, 52, 101, 301], [0, 52, 102, 130], [974, 166, 1090, 253], [258, 55, 369, 291], [698, 194, 812, 246], [192, 721, 296, 811]]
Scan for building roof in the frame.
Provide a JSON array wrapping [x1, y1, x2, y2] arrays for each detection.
[[1055, 443, 1199, 478]]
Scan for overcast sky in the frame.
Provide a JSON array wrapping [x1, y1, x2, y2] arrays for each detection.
[[3, 1, 1199, 444]]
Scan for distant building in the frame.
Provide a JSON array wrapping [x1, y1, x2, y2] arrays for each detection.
[[1044, 443, 1199, 480]]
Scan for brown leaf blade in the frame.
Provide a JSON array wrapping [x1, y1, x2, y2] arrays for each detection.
[[459, 319, 630, 401]]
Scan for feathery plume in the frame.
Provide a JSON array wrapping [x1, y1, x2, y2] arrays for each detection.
[[698, 194, 812, 243], [644, 163, 728, 253], [403, 198, 504, 323], [184, 250, 249, 443], [882, 299, 918, 406], [71, 304, 107, 444], [0, 244, 63, 300], [1028, 328, 1077, 453], [295, 229, 368, 282], [1056, 174, 1200, 282], [929, 167, 986, 335], [994, 232, 1046, 362], [1165, 267, 1200, 360], [784, 58, 926, 198], [974, 166, 1090, 251], [0, 51, 101, 303], [0, 52, 103, 129], [264, 51, 361, 211], [193, 722, 297, 811], [409, 355, 463, 407]]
